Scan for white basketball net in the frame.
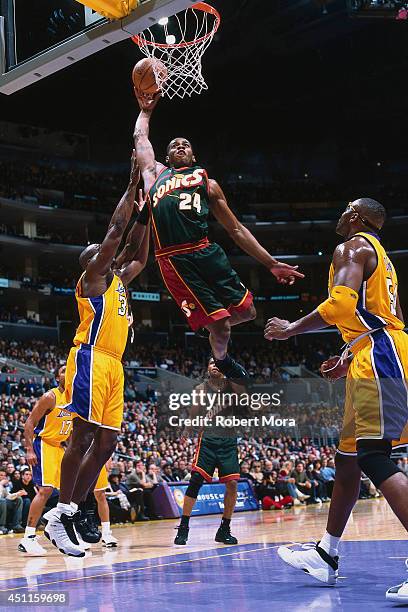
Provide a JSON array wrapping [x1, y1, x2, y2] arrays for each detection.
[[132, 2, 220, 100]]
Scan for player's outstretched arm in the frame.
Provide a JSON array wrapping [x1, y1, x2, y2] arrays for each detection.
[[264, 237, 369, 341], [117, 221, 151, 286], [134, 92, 163, 192], [116, 188, 148, 270], [208, 179, 304, 285], [87, 152, 140, 278], [24, 391, 56, 466]]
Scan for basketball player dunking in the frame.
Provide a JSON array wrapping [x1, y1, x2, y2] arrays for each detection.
[[45, 153, 149, 556], [116, 92, 304, 380], [264, 198, 408, 602]]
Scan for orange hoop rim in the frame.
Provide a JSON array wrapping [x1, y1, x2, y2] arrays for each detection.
[[131, 2, 221, 50]]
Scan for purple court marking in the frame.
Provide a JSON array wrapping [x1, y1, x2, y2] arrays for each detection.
[[0, 540, 406, 611]]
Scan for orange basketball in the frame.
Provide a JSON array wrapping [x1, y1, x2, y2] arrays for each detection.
[[132, 58, 167, 94]]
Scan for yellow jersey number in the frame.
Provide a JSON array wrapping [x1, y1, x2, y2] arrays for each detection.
[[386, 277, 398, 316], [118, 293, 127, 317], [59, 420, 72, 436]]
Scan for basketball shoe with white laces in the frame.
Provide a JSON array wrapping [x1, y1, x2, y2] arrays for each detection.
[[386, 559, 408, 602], [18, 535, 47, 556], [44, 512, 85, 557], [277, 542, 338, 585]]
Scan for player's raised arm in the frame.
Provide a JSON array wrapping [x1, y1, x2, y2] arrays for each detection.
[[116, 188, 149, 270], [24, 391, 56, 467], [133, 92, 163, 192], [85, 151, 140, 278], [117, 220, 151, 286], [208, 179, 304, 285], [264, 236, 369, 340]]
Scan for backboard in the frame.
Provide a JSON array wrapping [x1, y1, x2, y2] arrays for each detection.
[[0, 0, 196, 94]]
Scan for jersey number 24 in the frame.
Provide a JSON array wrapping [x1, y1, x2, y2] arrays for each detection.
[[179, 192, 201, 213]]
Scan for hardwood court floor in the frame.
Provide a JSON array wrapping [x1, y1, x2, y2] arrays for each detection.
[[0, 499, 406, 611]]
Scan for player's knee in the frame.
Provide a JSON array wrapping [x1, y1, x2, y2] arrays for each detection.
[[209, 317, 230, 338], [225, 480, 238, 494], [94, 428, 118, 457], [94, 490, 104, 503], [37, 487, 53, 500], [356, 439, 400, 488], [71, 420, 96, 453], [186, 471, 204, 499]]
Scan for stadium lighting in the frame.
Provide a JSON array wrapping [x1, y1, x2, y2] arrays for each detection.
[[166, 34, 176, 44], [158, 17, 169, 25], [318, 251, 323, 256]]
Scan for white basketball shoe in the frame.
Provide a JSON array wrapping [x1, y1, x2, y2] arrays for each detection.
[[277, 543, 338, 586], [18, 535, 47, 556]]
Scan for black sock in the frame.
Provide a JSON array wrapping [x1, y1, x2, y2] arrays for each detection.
[[221, 517, 231, 528], [180, 515, 190, 527]]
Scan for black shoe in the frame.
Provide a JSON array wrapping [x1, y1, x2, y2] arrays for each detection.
[[174, 524, 189, 545], [214, 355, 249, 381], [74, 513, 101, 544], [11, 525, 25, 534], [137, 513, 150, 522], [84, 510, 101, 539], [215, 525, 238, 545]]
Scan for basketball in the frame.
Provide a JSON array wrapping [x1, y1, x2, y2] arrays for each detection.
[[132, 58, 167, 95]]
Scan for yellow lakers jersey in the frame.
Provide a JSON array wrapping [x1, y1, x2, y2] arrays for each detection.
[[34, 387, 73, 446], [328, 231, 404, 344], [73, 273, 129, 359]]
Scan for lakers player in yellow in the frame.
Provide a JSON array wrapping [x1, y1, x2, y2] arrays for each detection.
[[19, 366, 71, 555], [46, 151, 148, 557], [264, 198, 408, 601]]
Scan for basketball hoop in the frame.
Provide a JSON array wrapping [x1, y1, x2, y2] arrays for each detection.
[[131, 2, 220, 100]]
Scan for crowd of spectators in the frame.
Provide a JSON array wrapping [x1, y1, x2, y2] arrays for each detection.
[[0, 335, 340, 382], [1, 157, 407, 220]]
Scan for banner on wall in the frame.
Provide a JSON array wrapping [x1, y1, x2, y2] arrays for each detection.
[[168, 479, 259, 516]]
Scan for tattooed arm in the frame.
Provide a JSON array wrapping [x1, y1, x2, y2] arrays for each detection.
[[133, 92, 165, 192]]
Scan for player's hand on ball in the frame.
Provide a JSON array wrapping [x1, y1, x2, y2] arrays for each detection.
[[134, 88, 161, 112], [320, 356, 349, 382], [26, 449, 37, 466], [270, 262, 304, 285], [264, 317, 292, 341]]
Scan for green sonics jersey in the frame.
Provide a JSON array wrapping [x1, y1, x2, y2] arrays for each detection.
[[140, 165, 211, 250]]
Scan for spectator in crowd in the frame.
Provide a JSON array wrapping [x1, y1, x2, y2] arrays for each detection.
[[311, 460, 330, 502], [0, 469, 24, 533], [291, 461, 319, 504], [126, 462, 158, 519], [320, 457, 336, 497]]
